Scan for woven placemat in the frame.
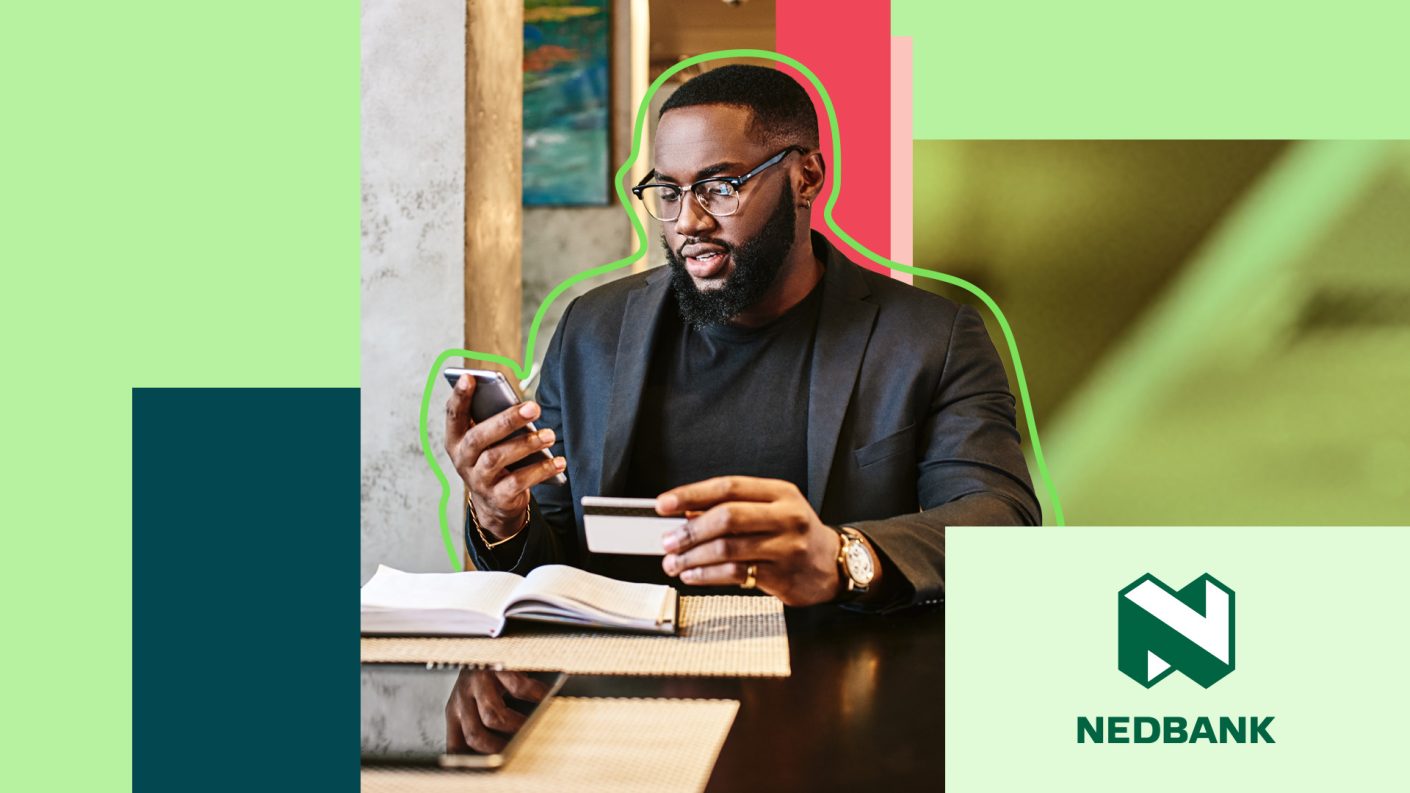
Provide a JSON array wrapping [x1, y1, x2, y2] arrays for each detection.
[[362, 595, 789, 677], [362, 697, 739, 793]]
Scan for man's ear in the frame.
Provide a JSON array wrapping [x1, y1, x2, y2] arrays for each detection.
[[796, 150, 826, 207]]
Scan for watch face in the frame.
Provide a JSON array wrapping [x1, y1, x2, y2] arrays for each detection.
[[844, 539, 875, 585]]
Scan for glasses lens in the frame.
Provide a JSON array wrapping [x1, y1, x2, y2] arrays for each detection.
[[694, 181, 739, 218], [641, 186, 682, 221]]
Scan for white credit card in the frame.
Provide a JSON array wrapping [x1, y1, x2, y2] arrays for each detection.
[[581, 496, 683, 556]]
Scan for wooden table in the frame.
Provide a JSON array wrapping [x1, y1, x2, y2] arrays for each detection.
[[561, 602, 946, 792]]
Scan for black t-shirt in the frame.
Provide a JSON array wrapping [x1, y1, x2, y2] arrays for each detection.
[[607, 277, 826, 585]]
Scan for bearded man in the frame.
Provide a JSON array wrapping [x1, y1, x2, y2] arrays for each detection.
[[444, 64, 1039, 612]]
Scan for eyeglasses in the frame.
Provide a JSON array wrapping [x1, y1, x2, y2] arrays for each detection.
[[631, 147, 803, 222]]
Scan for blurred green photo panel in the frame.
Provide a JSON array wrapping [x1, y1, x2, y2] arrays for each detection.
[[912, 140, 1410, 525]]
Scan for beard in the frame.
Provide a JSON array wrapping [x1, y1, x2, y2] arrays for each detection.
[[663, 180, 797, 328]]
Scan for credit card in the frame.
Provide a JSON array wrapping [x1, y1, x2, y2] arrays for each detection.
[[581, 496, 683, 556]]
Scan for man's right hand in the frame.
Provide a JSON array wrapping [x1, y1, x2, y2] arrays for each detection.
[[444, 374, 566, 540]]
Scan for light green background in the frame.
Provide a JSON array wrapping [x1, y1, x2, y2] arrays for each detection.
[[947, 526, 1409, 791], [5, 1, 1408, 789], [893, 0, 1410, 138], [2, 1, 357, 789]]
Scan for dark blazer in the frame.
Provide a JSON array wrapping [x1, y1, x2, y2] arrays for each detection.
[[468, 231, 1040, 609]]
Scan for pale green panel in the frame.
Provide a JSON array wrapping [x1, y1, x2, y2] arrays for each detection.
[[947, 526, 1410, 791]]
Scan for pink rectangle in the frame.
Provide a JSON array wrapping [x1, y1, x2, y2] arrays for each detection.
[[776, 0, 891, 271], [890, 36, 913, 285]]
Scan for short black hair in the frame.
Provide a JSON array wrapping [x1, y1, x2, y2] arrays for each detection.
[[660, 64, 820, 150]]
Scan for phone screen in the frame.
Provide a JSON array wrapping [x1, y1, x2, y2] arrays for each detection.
[[361, 665, 567, 769]]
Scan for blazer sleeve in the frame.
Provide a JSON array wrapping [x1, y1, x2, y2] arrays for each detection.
[[846, 304, 1041, 611], [465, 299, 584, 573]]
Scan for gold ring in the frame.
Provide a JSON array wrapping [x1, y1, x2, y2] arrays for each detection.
[[741, 564, 758, 590]]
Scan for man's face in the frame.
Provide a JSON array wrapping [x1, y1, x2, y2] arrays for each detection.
[[652, 104, 799, 325]]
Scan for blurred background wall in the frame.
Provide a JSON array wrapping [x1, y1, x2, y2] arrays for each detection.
[[360, 0, 466, 579], [521, 0, 777, 374]]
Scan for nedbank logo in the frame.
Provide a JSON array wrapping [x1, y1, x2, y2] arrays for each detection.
[[1077, 573, 1271, 745], [1118, 573, 1235, 688]]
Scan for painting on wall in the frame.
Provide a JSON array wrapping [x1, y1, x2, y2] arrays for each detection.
[[523, 0, 611, 206]]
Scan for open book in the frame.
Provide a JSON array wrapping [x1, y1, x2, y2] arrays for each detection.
[[360, 564, 679, 637]]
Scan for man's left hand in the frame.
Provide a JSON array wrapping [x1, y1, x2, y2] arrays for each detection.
[[656, 476, 843, 606]]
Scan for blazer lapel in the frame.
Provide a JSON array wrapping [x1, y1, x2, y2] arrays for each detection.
[[806, 239, 878, 514], [597, 268, 674, 496]]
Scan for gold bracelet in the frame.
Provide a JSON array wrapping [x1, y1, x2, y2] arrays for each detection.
[[467, 491, 530, 549]]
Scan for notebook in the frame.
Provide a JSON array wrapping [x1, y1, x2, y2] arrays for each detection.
[[360, 564, 679, 637]]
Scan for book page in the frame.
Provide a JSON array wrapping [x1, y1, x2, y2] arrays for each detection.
[[360, 566, 523, 618], [512, 565, 672, 623]]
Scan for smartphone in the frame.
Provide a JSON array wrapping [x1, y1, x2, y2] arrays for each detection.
[[444, 367, 567, 486], [361, 665, 568, 770]]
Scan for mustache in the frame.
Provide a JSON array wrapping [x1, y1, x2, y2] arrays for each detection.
[[676, 238, 734, 258]]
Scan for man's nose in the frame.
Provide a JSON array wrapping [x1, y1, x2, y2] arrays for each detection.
[[672, 190, 716, 238]]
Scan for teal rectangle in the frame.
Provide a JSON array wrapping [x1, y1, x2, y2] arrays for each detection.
[[134, 389, 361, 790], [946, 526, 1410, 791], [893, 0, 1410, 138]]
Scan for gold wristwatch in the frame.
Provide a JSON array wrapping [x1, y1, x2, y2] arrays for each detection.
[[836, 526, 876, 597]]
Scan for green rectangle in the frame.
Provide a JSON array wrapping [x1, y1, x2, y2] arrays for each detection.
[[893, 0, 1410, 138], [3, 3, 359, 791]]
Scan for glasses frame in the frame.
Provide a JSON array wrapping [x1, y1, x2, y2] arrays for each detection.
[[631, 146, 804, 222]]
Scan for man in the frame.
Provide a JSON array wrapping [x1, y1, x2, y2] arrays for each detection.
[[445, 65, 1039, 612]]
